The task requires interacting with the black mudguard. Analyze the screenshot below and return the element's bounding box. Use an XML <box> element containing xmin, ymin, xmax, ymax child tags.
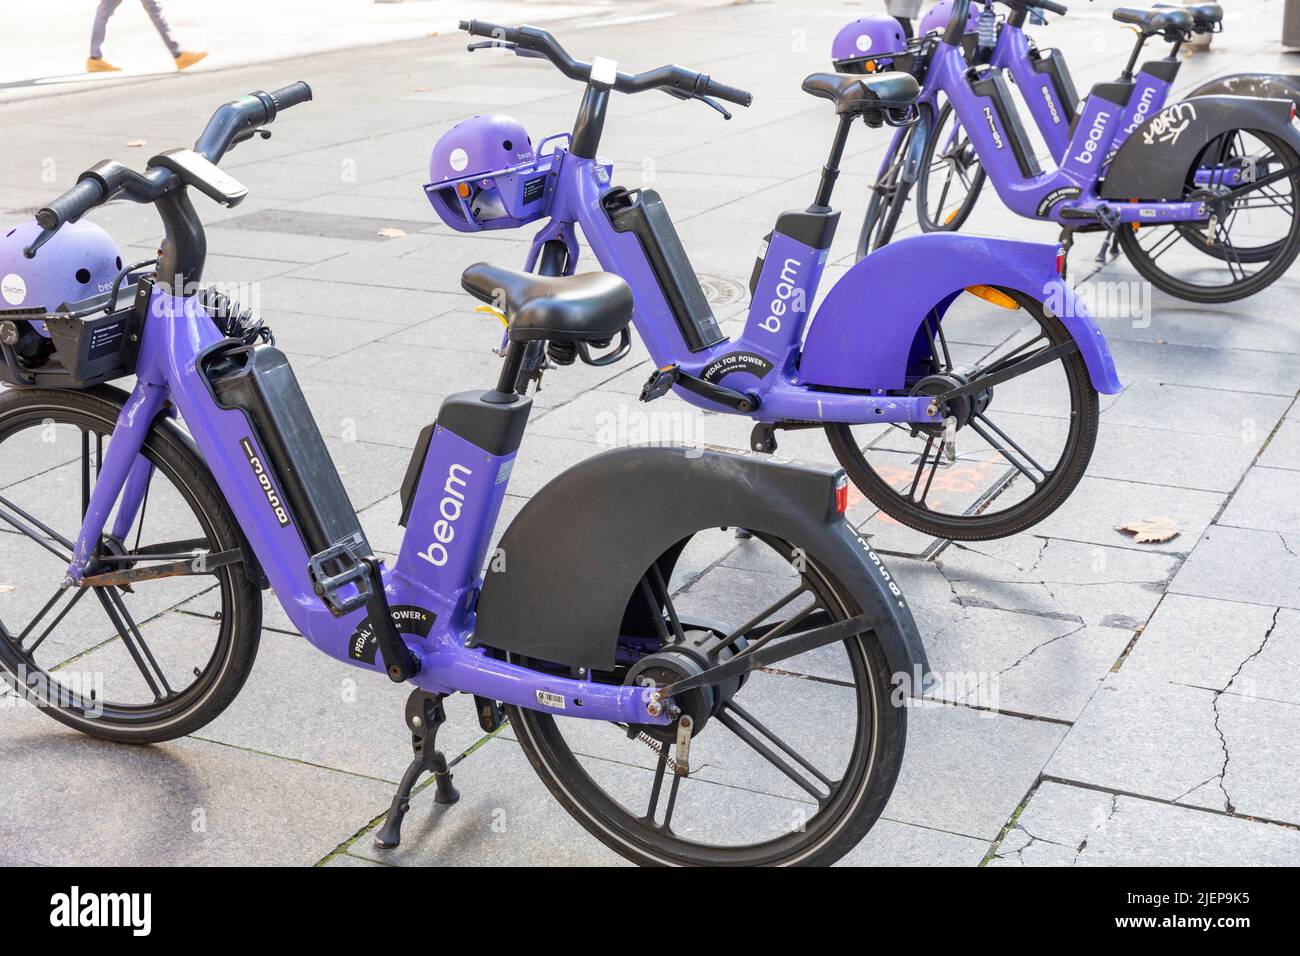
<box><xmin>1100</xmin><ymin>94</ymin><xmax>1300</xmax><ymax>200</ymax></box>
<box><xmin>473</xmin><ymin>445</ymin><xmax>929</xmax><ymax>685</ymax></box>
<box><xmin>1186</xmin><ymin>72</ymin><xmax>1300</xmax><ymax>103</ymax></box>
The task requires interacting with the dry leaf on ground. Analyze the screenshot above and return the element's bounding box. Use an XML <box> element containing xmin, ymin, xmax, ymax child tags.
<box><xmin>377</xmin><ymin>227</ymin><xmax>407</xmax><ymax>238</ymax></box>
<box><xmin>126</xmin><ymin>139</ymin><xmax>147</xmax><ymax>148</ymax></box>
<box><xmin>1118</xmin><ymin>516</ymin><xmax>1181</xmax><ymax>544</ymax></box>
<box><xmin>0</xmin><ymin>584</ymin><xmax>15</xmax><ymax>594</ymax></box>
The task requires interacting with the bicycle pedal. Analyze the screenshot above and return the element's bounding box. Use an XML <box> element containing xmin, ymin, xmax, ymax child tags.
<box><xmin>307</xmin><ymin>533</ymin><xmax>372</xmax><ymax>615</ymax></box>
<box><xmin>641</xmin><ymin>365</ymin><xmax>679</xmax><ymax>402</ymax></box>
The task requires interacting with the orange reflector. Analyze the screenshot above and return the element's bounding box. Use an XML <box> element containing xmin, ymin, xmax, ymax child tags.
<box><xmin>834</xmin><ymin>473</ymin><xmax>849</xmax><ymax>515</ymax></box>
<box><xmin>944</xmin><ymin>208</ymin><xmax>960</xmax><ymax>224</ymax></box>
<box><xmin>964</xmin><ymin>285</ymin><xmax>1019</xmax><ymax>310</ymax></box>
<box><xmin>456</xmin><ymin>182</ymin><xmax>471</xmax><ymax>199</ymax></box>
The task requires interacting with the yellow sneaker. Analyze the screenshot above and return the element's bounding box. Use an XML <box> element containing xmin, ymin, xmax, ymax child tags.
<box><xmin>86</xmin><ymin>57</ymin><xmax>122</xmax><ymax>73</ymax></box>
<box><xmin>174</xmin><ymin>50</ymin><xmax>208</xmax><ymax>71</ymax></box>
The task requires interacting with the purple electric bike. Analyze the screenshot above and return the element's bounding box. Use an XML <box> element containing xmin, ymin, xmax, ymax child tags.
<box><xmin>428</xmin><ymin>21</ymin><xmax>1121</xmax><ymax>543</ymax></box>
<box><xmin>847</xmin><ymin>0</ymin><xmax>1300</xmax><ymax>303</ymax></box>
<box><xmin>0</xmin><ymin>87</ymin><xmax>935</xmax><ymax>866</ymax></box>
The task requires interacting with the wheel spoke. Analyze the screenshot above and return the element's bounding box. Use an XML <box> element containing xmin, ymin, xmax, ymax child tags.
<box><xmin>643</xmin><ymin>750</ymin><xmax>682</xmax><ymax>831</ymax></box>
<box><xmin>16</xmin><ymin>587</ymin><xmax>68</xmax><ymax>645</ymax></box>
<box><xmin>95</xmin><ymin>588</ymin><xmax>173</xmax><ymax>700</ymax></box>
<box><xmin>969</xmin><ymin>414</ymin><xmax>1048</xmax><ymax>485</ymax></box>
<box><xmin>25</xmin><ymin>587</ymin><xmax>89</xmax><ymax>656</ymax></box>
<box><xmin>719</xmin><ymin>583</ymin><xmax>811</xmax><ymax>650</ymax></box>
<box><xmin>907</xmin><ymin>436</ymin><xmax>943</xmax><ymax>505</ymax></box>
<box><xmin>1142</xmin><ymin>225</ymin><xmax>1184</xmax><ymax>262</ymax></box>
<box><xmin>0</xmin><ymin>495</ymin><xmax>73</xmax><ymax>562</ymax></box>
<box><xmin>726</xmin><ymin>699</ymin><xmax>835</xmax><ymax>789</ymax></box>
<box><xmin>715</xmin><ymin>707</ymin><xmax>829</xmax><ymax>804</ymax></box>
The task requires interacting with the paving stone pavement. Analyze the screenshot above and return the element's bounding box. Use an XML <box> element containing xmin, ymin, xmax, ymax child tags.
<box><xmin>2</xmin><ymin>0</ymin><xmax>1299</xmax><ymax>866</ymax></box>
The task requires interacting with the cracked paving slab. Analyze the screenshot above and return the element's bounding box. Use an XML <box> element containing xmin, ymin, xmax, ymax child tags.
<box><xmin>924</xmin><ymin>606</ymin><xmax>1131</xmax><ymax>722</ymax></box>
<box><xmin>1045</xmin><ymin>656</ymin><xmax>1300</xmax><ymax>825</ymax></box>
<box><xmin>988</xmin><ymin>782</ymin><xmax>1300</xmax><ymax>866</ymax></box>
<box><xmin>936</xmin><ymin>535</ymin><xmax>1180</xmax><ymax>630</ymax></box>
<box><xmin>1120</xmin><ymin>595</ymin><xmax>1294</xmax><ymax>698</ymax></box>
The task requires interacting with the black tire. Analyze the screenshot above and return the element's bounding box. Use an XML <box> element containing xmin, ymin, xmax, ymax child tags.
<box><xmin>1116</xmin><ymin>128</ymin><xmax>1300</xmax><ymax>304</ymax></box>
<box><xmin>916</xmin><ymin>100</ymin><xmax>986</xmax><ymax>233</ymax></box>
<box><xmin>0</xmin><ymin>387</ymin><xmax>261</xmax><ymax>743</ymax></box>
<box><xmin>508</xmin><ymin>531</ymin><xmax>906</xmax><ymax>866</ymax></box>
<box><xmin>825</xmin><ymin>288</ymin><xmax>1100</xmax><ymax>541</ymax></box>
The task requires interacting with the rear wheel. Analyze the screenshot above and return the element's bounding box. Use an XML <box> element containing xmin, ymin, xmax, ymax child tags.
<box><xmin>509</xmin><ymin>528</ymin><xmax>906</xmax><ymax>866</ymax></box>
<box><xmin>825</xmin><ymin>287</ymin><xmax>1099</xmax><ymax>541</ymax></box>
<box><xmin>1116</xmin><ymin>128</ymin><xmax>1300</xmax><ymax>303</ymax></box>
<box><xmin>0</xmin><ymin>388</ymin><xmax>261</xmax><ymax>743</ymax></box>
<box><xmin>916</xmin><ymin>99</ymin><xmax>985</xmax><ymax>232</ymax></box>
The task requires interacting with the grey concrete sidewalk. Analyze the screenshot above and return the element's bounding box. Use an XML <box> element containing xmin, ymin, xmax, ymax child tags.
<box><xmin>1</xmin><ymin>0</ymin><xmax>1299</xmax><ymax>866</ymax></box>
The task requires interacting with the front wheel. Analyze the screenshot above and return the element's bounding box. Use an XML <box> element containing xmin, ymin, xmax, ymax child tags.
<box><xmin>857</xmin><ymin>119</ymin><xmax>919</xmax><ymax>259</ymax></box>
<box><xmin>826</xmin><ymin>287</ymin><xmax>1100</xmax><ymax>541</ymax></box>
<box><xmin>916</xmin><ymin>99</ymin><xmax>986</xmax><ymax>233</ymax></box>
<box><xmin>0</xmin><ymin>387</ymin><xmax>261</xmax><ymax>743</ymax></box>
<box><xmin>509</xmin><ymin>527</ymin><xmax>906</xmax><ymax>866</ymax></box>
<box><xmin>1115</xmin><ymin>128</ymin><xmax>1300</xmax><ymax>303</ymax></box>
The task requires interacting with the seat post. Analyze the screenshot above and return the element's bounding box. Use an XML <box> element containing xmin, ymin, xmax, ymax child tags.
<box><xmin>813</xmin><ymin>113</ymin><xmax>856</xmax><ymax>210</ymax></box>
<box><xmin>488</xmin><ymin>340</ymin><xmax>528</xmax><ymax>402</ymax></box>
<box><xmin>1120</xmin><ymin>32</ymin><xmax>1148</xmax><ymax>82</ymax></box>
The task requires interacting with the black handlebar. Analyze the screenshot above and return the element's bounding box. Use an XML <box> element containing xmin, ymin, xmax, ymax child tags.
<box><xmin>30</xmin><ymin>83</ymin><xmax>312</xmax><ymax>246</ymax></box>
<box><xmin>459</xmin><ymin>20</ymin><xmax>753</xmax><ymax>108</ymax></box>
<box><xmin>35</xmin><ymin>178</ymin><xmax>106</xmax><ymax>232</ymax></box>
<box><xmin>1035</xmin><ymin>0</ymin><xmax>1069</xmax><ymax>16</ymax></box>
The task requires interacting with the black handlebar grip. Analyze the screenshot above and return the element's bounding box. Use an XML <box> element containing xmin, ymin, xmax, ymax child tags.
<box><xmin>268</xmin><ymin>81</ymin><xmax>313</xmax><ymax>115</ymax></box>
<box><xmin>35</xmin><ymin>177</ymin><xmax>106</xmax><ymax>231</ymax></box>
<box><xmin>461</xmin><ymin>19</ymin><xmax>514</xmax><ymax>40</ymax></box>
<box><xmin>703</xmin><ymin>77</ymin><xmax>753</xmax><ymax>108</ymax></box>
<box><xmin>1037</xmin><ymin>0</ymin><xmax>1069</xmax><ymax>14</ymax></box>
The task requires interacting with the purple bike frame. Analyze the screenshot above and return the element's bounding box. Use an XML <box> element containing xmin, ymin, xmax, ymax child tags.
<box><xmin>62</xmin><ymin>284</ymin><xmax>665</xmax><ymax>727</ymax></box>
<box><xmin>518</xmin><ymin>138</ymin><xmax>1120</xmax><ymax>422</ymax></box>
<box><xmin>905</xmin><ymin>28</ymin><xmax>1206</xmax><ymax>225</ymax></box>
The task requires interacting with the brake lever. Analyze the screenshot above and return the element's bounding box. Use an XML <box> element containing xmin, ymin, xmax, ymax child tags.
<box><xmin>698</xmin><ymin>95</ymin><xmax>732</xmax><ymax>121</ymax></box>
<box><xmin>228</xmin><ymin>127</ymin><xmax>272</xmax><ymax>153</ymax></box>
<box><xmin>22</xmin><ymin>227</ymin><xmax>59</xmax><ymax>259</ymax></box>
<box><xmin>661</xmin><ymin>88</ymin><xmax>732</xmax><ymax>120</ymax></box>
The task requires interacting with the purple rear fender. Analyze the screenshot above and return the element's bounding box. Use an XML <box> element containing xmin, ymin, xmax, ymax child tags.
<box><xmin>798</xmin><ymin>233</ymin><xmax>1122</xmax><ymax>395</ymax></box>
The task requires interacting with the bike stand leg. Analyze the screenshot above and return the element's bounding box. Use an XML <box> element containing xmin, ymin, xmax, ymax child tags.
<box><xmin>373</xmin><ymin>690</ymin><xmax>460</xmax><ymax>850</ymax></box>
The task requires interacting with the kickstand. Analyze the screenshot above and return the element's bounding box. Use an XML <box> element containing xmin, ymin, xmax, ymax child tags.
<box><xmin>373</xmin><ymin>690</ymin><xmax>460</xmax><ymax>850</ymax></box>
<box><xmin>1094</xmin><ymin>229</ymin><xmax>1119</xmax><ymax>264</ymax></box>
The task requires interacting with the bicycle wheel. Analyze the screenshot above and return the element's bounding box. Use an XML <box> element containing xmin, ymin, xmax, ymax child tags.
<box><xmin>825</xmin><ymin>286</ymin><xmax>1099</xmax><ymax>541</ymax></box>
<box><xmin>509</xmin><ymin>527</ymin><xmax>905</xmax><ymax>866</ymax></box>
<box><xmin>0</xmin><ymin>387</ymin><xmax>261</xmax><ymax>743</ymax></box>
<box><xmin>857</xmin><ymin>120</ymin><xmax>919</xmax><ymax>259</ymax></box>
<box><xmin>916</xmin><ymin>99</ymin><xmax>986</xmax><ymax>232</ymax></box>
<box><xmin>1116</xmin><ymin>128</ymin><xmax>1300</xmax><ymax>303</ymax></box>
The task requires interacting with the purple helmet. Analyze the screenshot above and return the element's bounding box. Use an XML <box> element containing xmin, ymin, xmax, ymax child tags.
<box><xmin>919</xmin><ymin>0</ymin><xmax>983</xmax><ymax>37</ymax></box>
<box><xmin>832</xmin><ymin>15</ymin><xmax>909</xmax><ymax>67</ymax></box>
<box><xmin>1</xmin><ymin>219</ymin><xmax>122</xmax><ymax>317</ymax></box>
<box><xmin>429</xmin><ymin>114</ymin><xmax>535</xmax><ymax>184</ymax></box>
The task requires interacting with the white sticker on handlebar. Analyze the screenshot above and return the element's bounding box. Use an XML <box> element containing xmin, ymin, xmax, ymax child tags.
<box><xmin>591</xmin><ymin>56</ymin><xmax>618</xmax><ymax>86</ymax></box>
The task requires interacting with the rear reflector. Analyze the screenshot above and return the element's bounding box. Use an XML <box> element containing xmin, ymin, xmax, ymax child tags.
<box><xmin>835</xmin><ymin>473</ymin><xmax>849</xmax><ymax>514</ymax></box>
